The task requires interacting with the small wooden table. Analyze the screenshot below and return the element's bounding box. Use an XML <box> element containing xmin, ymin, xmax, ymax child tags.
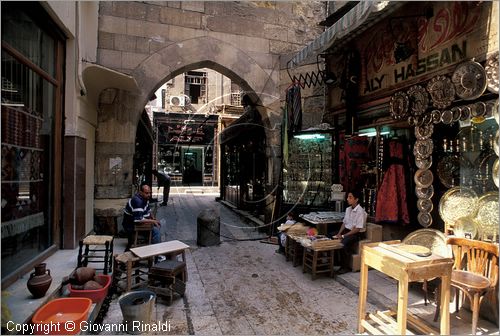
<box><xmin>302</xmin><ymin>240</ymin><xmax>343</xmax><ymax>280</ymax></box>
<box><xmin>300</xmin><ymin>212</ymin><xmax>344</xmax><ymax>235</ymax></box>
<box><xmin>358</xmin><ymin>241</ymin><xmax>453</xmax><ymax>335</ymax></box>
<box><xmin>130</xmin><ymin>240</ymin><xmax>190</xmax><ymax>261</ymax></box>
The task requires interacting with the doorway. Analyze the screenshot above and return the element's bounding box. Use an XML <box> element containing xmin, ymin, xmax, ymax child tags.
<box><xmin>182</xmin><ymin>147</ymin><xmax>203</xmax><ymax>185</ymax></box>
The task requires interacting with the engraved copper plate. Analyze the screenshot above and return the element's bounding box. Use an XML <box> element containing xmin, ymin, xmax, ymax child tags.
<box><xmin>475</xmin><ymin>191</ymin><xmax>499</xmax><ymax>240</ymax></box>
<box><xmin>407</xmin><ymin>85</ymin><xmax>429</xmax><ymax>116</ymax></box>
<box><xmin>414</xmin><ymin>169</ymin><xmax>434</xmax><ymax>188</ymax></box>
<box><xmin>427</xmin><ymin>75</ymin><xmax>455</xmax><ymax>109</ymax></box>
<box><xmin>485</xmin><ymin>52</ymin><xmax>499</xmax><ymax>94</ymax></box>
<box><xmin>451</xmin><ymin>106</ymin><xmax>461</xmax><ymax>122</ymax></box>
<box><xmin>415</xmin><ymin>156</ymin><xmax>432</xmax><ymax>170</ymax></box>
<box><xmin>436</xmin><ymin>155</ymin><xmax>460</xmax><ymax>188</ymax></box>
<box><xmin>403</xmin><ymin>228</ymin><xmax>451</xmax><ymax>258</ymax></box>
<box><xmin>471</xmin><ymin>101</ymin><xmax>486</xmax><ymax>118</ymax></box>
<box><xmin>431</xmin><ymin>110</ymin><xmax>442</xmax><ymax>124</ymax></box>
<box><xmin>460</xmin><ymin>105</ymin><xmax>471</xmax><ymax>121</ymax></box>
<box><xmin>441</xmin><ymin>109</ymin><xmax>453</xmax><ymax>124</ymax></box>
<box><xmin>416</xmin><ymin>184</ymin><xmax>434</xmax><ymax>199</ymax></box>
<box><xmin>417</xmin><ymin>211</ymin><xmax>433</xmax><ymax>227</ymax></box>
<box><xmin>390</xmin><ymin>91</ymin><xmax>410</xmax><ymax>120</ymax></box>
<box><xmin>439</xmin><ymin>186</ymin><xmax>479</xmax><ymax>226</ymax></box>
<box><xmin>417</xmin><ymin>198</ymin><xmax>434</xmax><ymax>213</ymax></box>
<box><xmin>413</xmin><ymin>139</ymin><xmax>433</xmax><ymax>159</ymax></box>
<box><xmin>454</xmin><ymin>215</ymin><xmax>480</xmax><ymax>239</ymax></box>
<box><xmin>452</xmin><ymin>60</ymin><xmax>488</xmax><ymax>100</ymax></box>
<box><xmin>494</xmin><ymin>130</ymin><xmax>499</xmax><ymax>156</ymax></box>
<box><xmin>494</xmin><ymin>99</ymin><xmax>499</xmax><ymax>125</ymax></box>
<box><xmin>415</xmin><ymin>124</ymin><xmax>433</xmax><ymax>140</ymax></box>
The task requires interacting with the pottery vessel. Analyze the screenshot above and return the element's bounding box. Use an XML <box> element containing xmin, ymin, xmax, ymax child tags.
<box><xmin>27</xmin><ymin>263</ymin><xmax>52</xmax><ymax>298</ymax></box>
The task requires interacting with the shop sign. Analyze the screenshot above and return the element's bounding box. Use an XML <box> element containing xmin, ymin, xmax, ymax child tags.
<box><xmin>360</xmin><ymin>2</ymin><xmax>497</xmax><ymax>96</ymax></box>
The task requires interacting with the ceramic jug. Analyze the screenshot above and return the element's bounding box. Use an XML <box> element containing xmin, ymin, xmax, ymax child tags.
<box><xmin>27</xmin><ymin>263</ymin><xmax>52</xmax><ymax>298</ymax></box>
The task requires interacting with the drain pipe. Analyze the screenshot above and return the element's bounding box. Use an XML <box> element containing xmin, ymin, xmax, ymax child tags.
<box><xmin>75</xmin><ymin>1</ymin><xmax>87</xmax><ymax>97</ymax></box>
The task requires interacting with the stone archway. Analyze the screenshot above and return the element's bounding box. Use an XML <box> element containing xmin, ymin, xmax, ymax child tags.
<box><xmin>95</xmin><ymin>36</ymin><xmax>282</xmax><ymax>200</ymax></box>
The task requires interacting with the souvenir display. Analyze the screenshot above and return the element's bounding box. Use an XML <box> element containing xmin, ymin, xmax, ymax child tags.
<box><xmin>415</xmin><ymin>156</ymin><xmax>432</xmax><ymax>170</ymax></box>
<box><xmin>431</xmin><ymin>110</ymin><xmax>442</xmax><ymax>124</ymax></box>
<box><xmin>407</xmin><ymin>85</ymin><xmax>429</xmax><ymax>116</ymax></box>
<box><xmin>417</xmin><ymin>198</ymin><xmax>433</xmax><ymax>213</ymax></box>
<box><xmin>402</xmin><ymin>229</ymin><xmax>451</xmax><ymax>258</ymax></box>
<box><xmin>436</xmin><ymin>155</ymin><xmax>460</xmax><ymax>188</ymax></box>
<box><xmin>439</xmin><ymin>186</ymin><xmax>479</xmax><ymax>226</ymax></box>
<box><xmin>453</xmin><ymin>216</ymin><xmax>480</xmax><ymax>239</ymax></box>
<box><xmin>475</xmin><ymin>192</ymin><xmax>499</xmax><ymax>240</ymax></box>
<box><xmin>440</xmin><ymin>109</ymin><xmax>453</xmax><ymax>124</ymax></box>
<box><xmin>389</xmin><ymin>91</ymin><xmax>410</xmax><ymax>120</ymax></box>
<box><xmin>415</xmin><ymin>124</ymin><xmax>433</xmax><ymax>140</ymax></box>
<box><xmin>415</xmin><ymin>184</ymin><xmax>434</xmax><ymax>199</ymax></box>
<box><xmin>451</xmin><ymin>60</ymin><xmax>488</xmax><ymax>100</ymax></box>
<box><xmin>417</xmin><ymin>211</ymin><xmax>433</xmax><ymax>227</ymax></box>
<box><xmin>485</xmin><ymin>52</ymin><xmax>499</xmax><ymax>94</ymax></box>
<box><xmin>414</xmin><ymin>169</ymin><xmax>433</xmax><ymax>188</ymax></box>
<box><xmin>427</xmin><ymin>75</ymin><xmax>455</xmax><ymax>109</ymax></box>
<box><xmin>413</xmin><ymin>139</ymin><xmax>433</xmax><ymax>159</ymax></box>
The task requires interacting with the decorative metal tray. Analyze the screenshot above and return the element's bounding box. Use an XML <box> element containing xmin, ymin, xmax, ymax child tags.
<box><xmin>451</xmin><ymin>60</ymin><xmax>488</xmax><ymax>100</ymax></box>
<box><xmin>495</xmin><ymin>130</ymin><xmax>499</xmax><ymax>156</ymax></box>
<box><xmin>431</xmin><ymin>110</ymin><xmax>442</xmax><ymax>124</ymax></box>
<box><xmin>390</xmin><ymin>91</ymin><xmax>410</xmax><ymax>120</ymax></box>
<box><xmin>417</xmin><ymin>198</ymin><xmax>433</xmax><ymax>213</ymax></box>
<box><xmin>441</xmin><ymin>109</ymin><xmax>453</xmax><ymax>124</ymax></box>
<box><xmin>460</xmin><ymin>105</ymin><xmax>471</xmax><ymax>121</ymax></box>
<box><xmin>415</xmin><ymin>124</ymin><xmax>433</xmax><ymax>140</ymax></box>
<box><xmin>414</xmin><ymin>169</ymin><xmax>434</xmax><ymax>188</ymax></box>
<box><xmin>415</xmin><ymin>184</ymin><xmax>434</xmax><ymax>199</ymax></box>
<box><xmin>402</xmin><ymin>228</ymin><xmax>452</xmax><ymax>258</ymax></box>
<box><xmin>407</xmin><ymin>85</ymin><xmax>429</xmax><ymax>116</ymax></box>
<box><xmin>415</xmin><ymin>156</ymin><xmax>432</xmax><ymax>170</ymax></box>
<box><xmin>453</xmin><ymin>215</ymin><xmax>480</xmax><ymax>240</ymax></box>
<box><xmin>476</xmin><ymin>191</ymin><xmax>499</xmax><ymax>240</ymax></box>
<box><xmin>413</xmin><ymin>139</ymin><xmax>433</xmax><ymax>159</ymax></box>
<box><xmin>427</xmin><ymin>75</ymin><xmax>455</xmax><ymax>109</ymax></box>
<box><xmin>438</xmin><ymin>186</ymin><xmax>479</xmax><ymax>225</ymax></box>
<box><xmin>417</xmin><ymin>211</ymin><xmax>433</xmax><ymax>227</ymax></box>
<box><xmin>493</xmin><ymin>159</ymin><xmax>499</xmax><ymax>188</ymax></box>
<box><xmin>436</xmin><ymin>155</ymin><xmax>460</xmax><ymax>188</ymax></box>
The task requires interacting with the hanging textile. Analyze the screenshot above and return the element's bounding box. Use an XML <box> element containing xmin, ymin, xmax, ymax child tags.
<box><xmin>339</xmin><ymin>134</ymin><xmax>369</xmax><ymax>193</ymax></box>
<box><xmin>375</xmin><ymin>140</ymin><xmax>410</xmax><ymax>225</ymax></box>
<box><xmin>282</xmin><ymin>106</ymin><xmax>289</xmax><ymax>169</ymax></box>
<box><xmin>286</xmin><ymin>84</ymin><xmax>302</xmax><ymax>133</ymax></box>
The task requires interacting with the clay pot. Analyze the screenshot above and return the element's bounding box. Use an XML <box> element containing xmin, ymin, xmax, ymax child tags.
<box><xmin>73</xmin><ymin>267</ymin><xmax>95</xmax><ymax>285</ymax></box>
<box><xmin>27</xmin><ymin>263</ymin><xmax>52</xmax><ymax>298</ymax></box>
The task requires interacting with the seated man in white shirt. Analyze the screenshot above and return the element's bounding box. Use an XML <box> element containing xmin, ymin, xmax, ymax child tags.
<box><xmin>331</xmin><ymin>190</ymin><xmax>367</xmax><ymax>273</ymax></box>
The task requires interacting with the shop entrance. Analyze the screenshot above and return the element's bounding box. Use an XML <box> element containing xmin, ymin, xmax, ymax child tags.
<box><xmin>182</xmin><ymin>147</ymin><xmax>203</xmax><ymax>185</ymax></box>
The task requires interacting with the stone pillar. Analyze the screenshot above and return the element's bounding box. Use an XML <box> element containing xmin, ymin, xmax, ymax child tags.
<box><xmin>197</xmin><ymin>209</ymin><xmax>220</xmax><ymax>246</ymax></box>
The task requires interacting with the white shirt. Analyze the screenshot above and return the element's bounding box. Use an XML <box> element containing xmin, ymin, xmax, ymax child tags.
<box><xmin>343</xmin><ymin>204</ymin><xmax>367</xmax><ymax>231</ymax></box>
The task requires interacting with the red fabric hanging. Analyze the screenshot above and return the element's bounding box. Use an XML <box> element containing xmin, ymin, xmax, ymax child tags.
<box><xmin>339</xmin><ymin>134</ymin><xmax>369</xmax><ymax>193</ymax></box>
<box><xmin>375</xmin><ymin>140</ymin><xmax>410</xmax><ymax>225</ymax></box>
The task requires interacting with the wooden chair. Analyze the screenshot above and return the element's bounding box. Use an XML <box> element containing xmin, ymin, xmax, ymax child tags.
<box><xmin>434</xmin><ymin>237</ymin><xmax>499</xmax><ymax>335</ymax></box>
<box><xmin>126</xmin><ymin>222</ymin><xmax>153</xmax><ymax>250</ymax></box>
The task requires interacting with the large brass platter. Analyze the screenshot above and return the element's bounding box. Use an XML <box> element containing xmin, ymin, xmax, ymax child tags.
<box><xmin>403</xmin><ymin>228</ymin><xmax>452</xmax><ymax>258</ymax></box>
<box><xmin>438</xmin><ymin>186</ymin><xmax>479</xmax><ymax>226</ymax></box>
<box><xmin>475</xmin><ymin>191</ymin><xmax>499</xmax><ymax>240</ymax></box>
<box><xmin>493</xmin><ymin>159</ymin><xmax>499</xmax><ymax>188</ymax></box>
<box><xmin>453</xmin><ymin>215</ymin><xmax>480</xmax><ymax>240</ymax></box>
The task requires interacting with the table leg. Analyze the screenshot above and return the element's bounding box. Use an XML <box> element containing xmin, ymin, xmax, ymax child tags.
<box><xmin>396</xmin><ymin>273</ymin><xmax>409</xmax><ymax>335</ymax></box>
<box><xmin>311</xmin><ymin>250</ymin><xmax>318</xmax><ymax>280</ymax></box>
<box><xmin>357</xmin><ymin>258</ymin><xmax>369</xmax><ymax>333</ymax></box>
<box><xmin>440</xmin><ymin>274</ymin><xmax>450</xmax><ymax>335</ymax></box>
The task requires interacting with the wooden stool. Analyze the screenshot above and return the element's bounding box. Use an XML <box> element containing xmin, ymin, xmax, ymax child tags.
<box><xmin>126</xmin><ymin>223</ymin><xmax>153</xmax><ymax>250</ymax></box>
<box><xmin>113</xmin><ymin>252</ymin><xmax>151</xmax><ymax>293</ymax></box>
<box><xmin>148</xmin><ymin>260</ymin><xmax>187</xmax><ymax>304</ymax></box>
<box><xmin>302</xmin><ymin>245</ymin><xmax>340</xmax><ymax>280</ymax></box>
<box><xmin>285</xmin><ymin>236</ymin><xmax>304</xmax><ymax>267</ymax></box>
<box><xmin>77</xmin><ymin>235</ymin><xmax>114</xmax><ymax>274</ymax></box>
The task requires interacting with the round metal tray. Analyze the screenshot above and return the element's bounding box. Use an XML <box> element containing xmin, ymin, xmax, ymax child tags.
<box><xmin>402</xmin><ymin>228</ymin><xmax>452</xmax><ymax>258</ymax></box>
<box><xmin>453</xmin><ymin>215</ymin><xmax>480</xmax><ymax>239</ymax></box>
<box><xmin>417</xmin><ymin>211</ymin><xmax>433</xmax><ymax>227</ymax></box>
<box><xmin>414</xmin><ymin>169</ymin><xmax>434</xmax><ymax>188</ymax></box>
<box><xmin>416</xmin><ymin>185</ymin><xmax>434</xmax><ymax>199</ymax></box>
<box><xmin>475</xmin><ymin>191</ymin><xmax>499</xmax><ymax>240</ymax></box>
<box><xmin>438</xmin><ymin>186</ymin><xmax>479</xmax><ymax>226</ymax></box>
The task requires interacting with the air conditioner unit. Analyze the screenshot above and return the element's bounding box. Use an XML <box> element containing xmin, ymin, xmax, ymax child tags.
<box><xmin>169</xmin><ymin>95</ymin><xmax>185</xmax><ymax>107</ymax></box>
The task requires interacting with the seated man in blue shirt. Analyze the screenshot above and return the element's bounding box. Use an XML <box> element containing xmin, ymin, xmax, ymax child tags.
<box><xmin>123</xmin><ymin>184</ymin><xmax>161</xmax><ymax>248</ymax></box>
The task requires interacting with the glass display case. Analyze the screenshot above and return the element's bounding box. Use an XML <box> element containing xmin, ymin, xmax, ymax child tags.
<box><xmin>283</xmin><ymin>133</ymin><xmax>333</xmax><ymax>206</ymax></box>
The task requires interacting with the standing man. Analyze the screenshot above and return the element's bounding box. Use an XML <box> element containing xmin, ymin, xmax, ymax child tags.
<box><xmin>122</xmin><ymin>184</ymin><xmax>161</xmax><ymax>247</ymax></box>
<box><xmin>152</xmin><ymin>169</ymin><xmax>171</xmax><ymax>206</ymax></box>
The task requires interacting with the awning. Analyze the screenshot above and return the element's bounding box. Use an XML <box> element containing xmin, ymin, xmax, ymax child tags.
<box><xmin>289</xmin><ymin>1</ymin><xmax>404</xmax><ymax>67</ymax></box>
<box><xmin>82</xmin><ymin>63</ymin><xmax>140</xmax><ymax>108</ymax></box>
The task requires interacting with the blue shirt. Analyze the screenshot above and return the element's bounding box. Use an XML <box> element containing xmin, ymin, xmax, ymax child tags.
<box><xmin>122</xmin><ymin>193</ymin><xmax>152</xmax><ymax>232</ymax></box>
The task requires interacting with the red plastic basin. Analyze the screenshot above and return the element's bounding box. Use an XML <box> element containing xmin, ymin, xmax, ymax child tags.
<box><xmin>69</xmin><ymin>274</ymin><xmax>111</xmax><ymax>303</ymax></box>
<box><xmin>32</xmin><ymin>297</ymin><xmax>92</xmax><ymax>335</ymax></box>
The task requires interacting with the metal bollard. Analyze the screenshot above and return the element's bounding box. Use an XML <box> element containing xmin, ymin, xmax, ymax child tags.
<box><xmin>197</xmin><ymin>209</ymin><xmax>220</xmax><ymax>246</ymax></box>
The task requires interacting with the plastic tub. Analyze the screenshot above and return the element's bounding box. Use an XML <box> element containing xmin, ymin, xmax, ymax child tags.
<box><xmin>69</xmin><ymin>274</ymin><xmax>111</xmax><ymax>302</ymax></box>
<box><xmin>32</xmin><ymin>297</ymin><xmax>92</xmax><ymax>335</ymax></box>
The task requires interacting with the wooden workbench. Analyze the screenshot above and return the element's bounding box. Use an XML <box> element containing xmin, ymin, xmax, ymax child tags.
<box><xmin>130</xmin><ymin>240</ymin><xmax>190</xmax><ymax>260</ymax></box>
<box><xmin>358</xmin><ymin>241</ymin><xmax>453</xmax><ymax>335</ymax></box>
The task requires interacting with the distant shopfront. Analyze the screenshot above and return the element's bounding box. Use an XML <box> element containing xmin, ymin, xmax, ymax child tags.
<box><xmin>153</xmin><ymin>113</ymin><xmax>219</xmax><ymax>186</ymax></box>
